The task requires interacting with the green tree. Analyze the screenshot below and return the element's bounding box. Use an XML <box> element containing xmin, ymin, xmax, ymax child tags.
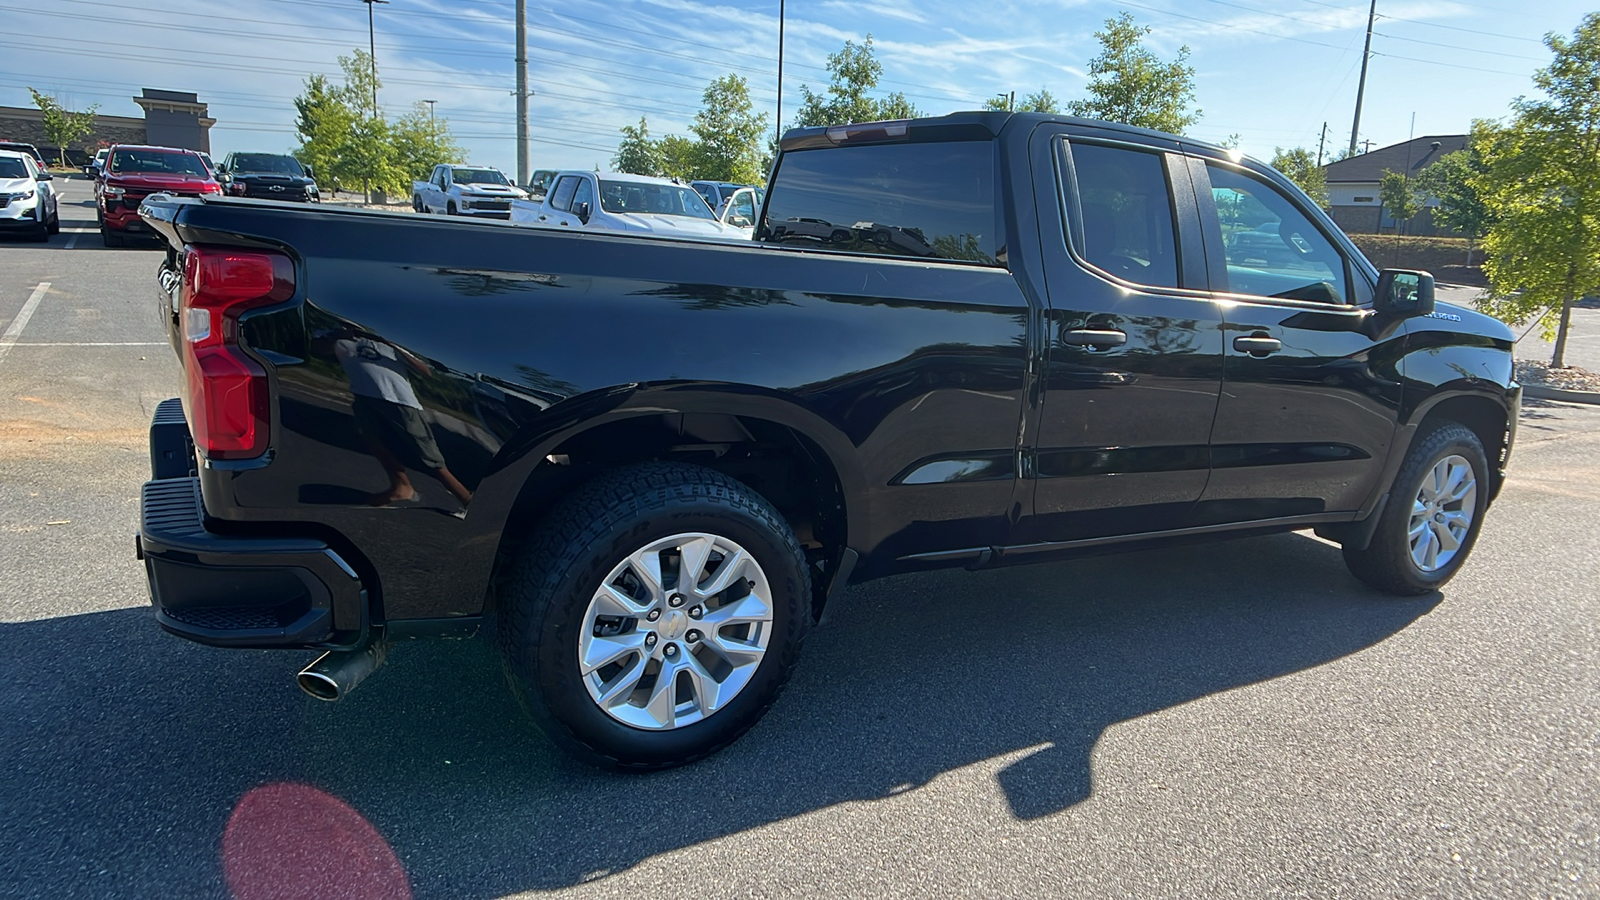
<box><xmin>389</xmin><ymin>101</ymin><xmax>461</xmax><ymax>186</ymax></box>
<box><xmin>293</xmin><ymin>74</ymin><xmax>355</xmax><ymax>186</ymax></box>
<box><xmin>1415</xmin><ymin>147</ymin><xmax>1493</xmax><ymax>262</ymax></box>
<box><xmin>795</xmin><ymin>36</ymin><xmax>921</xmax><ymax>127</ymax></box>
<box><xmin>690</xmin><ymin>75</ymin><xmax>769</xmax><ymax>184</ymax></box>
<box><xmin>27</xmin><ymin>89</ymin><xmax>98</xmax><ymax>167</ymax></box>
<box><xmin>657</xmin><ymin>134</ymin><xmax>700</xmax><ymax>180</ymax></box>
<box><xmin>983</xmin><ymin>88</ymin><xmax>1061</xmax><ymax>113</ymax></box>
<box><xmin>1379</xmin><ymin>169</ymin><xmax>1420</xmax><ymax>233</ymax></box>
<box><xmin>1270</xmin><ymin>147</ymin><xmax>1330</xmax><ymax>208</ymax></box>
<box><xmin>613</xmin><ymin>117</ymin><xmax>663</xmax><ymax>176</ymax></box>
<box><xmin>1067</xmin><ymin>13</ymin><xmax>1200</xmax><ymax>135</ymax></box>
<box><xmin>1475</xmin><ymin>13</ymin><xmax>1600</xmax><ymax>367</ymax></box>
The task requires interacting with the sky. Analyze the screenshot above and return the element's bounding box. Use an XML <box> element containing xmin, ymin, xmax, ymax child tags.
<box><xmin>2</xmin><ymin>0</ymin><xmax>1594</xmax><ymax>176</ymax></box>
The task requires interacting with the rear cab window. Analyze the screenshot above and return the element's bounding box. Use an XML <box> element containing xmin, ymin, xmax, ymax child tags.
<box><xmin>759</xmin><ymin>140</ymin><xmax>1000</xmax><ymax>265</ymax></box>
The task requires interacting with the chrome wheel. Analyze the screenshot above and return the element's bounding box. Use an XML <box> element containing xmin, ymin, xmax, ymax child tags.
<box><xmin>577</xmin><ymin>532</ymin><xmax>773</xmax><ymax>731</ymax></box>
<box><xmin>1408</xmin><ymin>454</ymin><xmax>1477</xmax><ymax>573</ymax></box>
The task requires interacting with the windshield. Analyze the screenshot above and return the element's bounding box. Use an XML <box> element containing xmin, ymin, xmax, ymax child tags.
<box><xmin>110</xmin><ymin>149</ymin><xmax>209</xmax><ymax>177</ymax></box>
<box><xmin>0</xmin><ymin>158</ymin><xmax>29</xmax><ymax>179</ymax></box>
<box><xmin>232</xmin><ymin>154</ymin><xmax>303</xmax><ymax>176</ymax></box>
<box><xmin>451</xmin><ymin>168</ymin><xmax>509</xmax><ymax>186</ymax></box>
<box><xmin>598</xmin><ymin>180</ymin><xmax>715</xmax><ymax>219</ymax></box>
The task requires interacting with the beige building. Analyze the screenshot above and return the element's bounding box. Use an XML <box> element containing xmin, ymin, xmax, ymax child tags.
<box><xmin>1322</xmin><ymin>134</ymin><xmax>1467</xmax><ymax>236</ymax></box>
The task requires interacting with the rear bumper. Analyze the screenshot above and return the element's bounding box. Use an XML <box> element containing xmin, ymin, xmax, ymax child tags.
<box><xmin>138</xmin><ymin>401</ymin><xmax>368</xmax><ymax>649</ymax></box>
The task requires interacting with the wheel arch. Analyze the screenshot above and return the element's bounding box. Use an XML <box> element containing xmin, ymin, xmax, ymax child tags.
<box><xmin>479</xmin><ymin>385</ymin><xmax>868</xmax><ymax>625</ymax></box>
<box><xmin>1402</xmin><ymin>386</ymin><xmax>1516</xmax><ymax>503</ymax></box>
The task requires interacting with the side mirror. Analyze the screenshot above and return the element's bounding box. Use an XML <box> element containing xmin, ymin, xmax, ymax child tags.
<box><xmin>302</xmin><ymin>164</ymin><xmax>314</xmax><ymax>179</ymax></box>
<box><xmin>36</xmin><ymin>171</ymin><xmax>53</xmax><ymax>181</ymax></box>
<box><xmin>1374</xmin><ymin>269</ymin><xmax>1435</xmax><ymax>317</ymax></box>
<box><xmin>575</xmin><ymin>201</ymin><xmax>591</xmax><ymax>223</ymax></box>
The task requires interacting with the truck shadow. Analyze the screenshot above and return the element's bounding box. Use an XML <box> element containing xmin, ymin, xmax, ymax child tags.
<box><xmin>0</xmin><ymin>532</ymin><xmax>1437</xmax><ymax>898</ymax></box>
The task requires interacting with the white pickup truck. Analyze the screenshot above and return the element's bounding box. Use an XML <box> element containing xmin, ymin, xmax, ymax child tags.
<box><xmin>509</xmin><ymin>170</ymin><xmax>745</xmax><ymax>239</ymax></box>
<box><xmin>411</xmin><ymin>164</ymin><xmax>526</xmax><ymax>219</ymax></box>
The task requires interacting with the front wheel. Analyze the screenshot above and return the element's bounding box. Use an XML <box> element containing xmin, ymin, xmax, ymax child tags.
<box><xmin>500</xmin><ymin>462</ymin><xmax>811</xmax><ymax>770</ymax></box>
<box><xmin>1344</xmin><ymin>423</ymin><xmax>1490</xmax><ymax>595</ymax></box>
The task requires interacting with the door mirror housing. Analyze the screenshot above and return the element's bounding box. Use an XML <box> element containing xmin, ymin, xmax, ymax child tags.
<box><xmin>36</xmin><ymin>171</ymin><xmax>52</xmax><ymax>181</ymax></box>
<box><xmin>575</xmin><ymin>201</ymin><xmax>592</xmax><ymax>224</ymax></box>
<box><xmin>1374</xmin><ymin>269</ymin><xmax>1435</xmax><ymax>317</ymax></box>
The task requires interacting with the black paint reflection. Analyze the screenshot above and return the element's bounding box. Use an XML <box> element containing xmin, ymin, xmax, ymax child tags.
<box><xmin>321</xmin><ymin>325</ymin><xmax>474</xmax><ymax>514</ymax></box>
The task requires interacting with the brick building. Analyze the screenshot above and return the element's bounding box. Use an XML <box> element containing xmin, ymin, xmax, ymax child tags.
<box><xmin>0</xmin><ymin>88</ymin><xmax>213</xmax><ymax>166</ymax></box>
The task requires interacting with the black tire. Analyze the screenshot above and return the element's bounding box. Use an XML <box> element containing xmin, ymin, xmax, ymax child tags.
<box><xmin>446</xmin><ymin>202</ymin><xmax>457</xmax><ymax>216</ymax></box>
<box><xmin>500</xmin><ymin>462</ymin><xmax>811</xmax><ymax>770</ymax></box>
<box><xmin>47</xmin><ymin>209</ymin><xmax>60</xmax><ymax>235</ymax></box>
<box><xmin>1343</xmin><ymin>422</ymin><xmax>1490</xmax><ymax>595</ymax></box>
<box><xmin>101</xmin><ymin>226</ymin><xmax>122</xmax><ymax>248</ymax></box>
<box><xmin>412</xmin><ymin>195</ymin><xmax>423</xmax><ymax>213</ymax></box>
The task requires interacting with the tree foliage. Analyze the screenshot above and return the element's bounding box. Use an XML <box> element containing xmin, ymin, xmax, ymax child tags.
<box><xmin>27</xmin><ymin>88</ymin><xmax>98</xmax><ymax>167</ymax></box>
<box><xmin>690</xmin><ymin>75</ymin><xmax>769</xmax><ymax>184</ymax></box>
<box><xmin>613</xmin><ymin>117</ymin><xmax>663</xmax><ymax>176</ymax></box>
<box><xmin>1270</xmin><ymin>147</ymin><xmax>1329</xmax><ymax>208</ymax></box>
<box><xmin>1066</xmin><ymin>13</ymin><xmax>1200</xmax><ymax>134</ymax></box>
<box><xmin>983</xmin><ymin>88</ymin><xmax>1062</xmax><ymax>113</ymax></box>
<box><xmin>1379</xmin><ymin>169</ymin><xmax>1420</xmax><ymax>229</ymax></box>
<box><xmin>292</xmin><ymin>51</ymin><xmax>460</xmax><ymax>200</ymax></box>
<box><xmin>1474</xmin><ymin>13</ymin><xmax>1600</xmax><ymax>367</ymax></box>
<box><xmin>1416</xmin><ymin>148</ymin><xmax>1491</xmax><ymax>241</ymax></box>
<box><xmin>795</xmin><ymin>36</ymin><xmax>920</xmax><ymax>127</ymax></box>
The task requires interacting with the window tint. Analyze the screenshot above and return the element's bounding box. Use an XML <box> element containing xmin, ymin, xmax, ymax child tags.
<box><xmin>760</xmin><ymin>141</ymin><xmax>998</xmax><ymax>264</ymax></box>
<box><xmin>728</xmin><ymin>190</ymin><xmax>756</xmax><ymax>227</ymax></box>
<box><xmin>1067</xmin><ymin>142</ymin><xmax>1180</xmax><ymax>289</ymax></box>
<box><xmin>1207</xmin><ymin>163</ymin><xmax>1349</xmax><ymax>304</ymax></box>
<box><xmin>549</xmin><ymin>176</ymin><xmax>579</xmax><ymax>211</ymax></box>
<box><xmin>110</xmin><ymin>149</ymin><xmax>208</xmax><ymax>176</ymax></box>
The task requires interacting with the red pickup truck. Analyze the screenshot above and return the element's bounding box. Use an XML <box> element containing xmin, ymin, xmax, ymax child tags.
<box><xmin>96</xmin><ymin>144</ymin><xmax>219</xmax><ymax>247</ymax></box>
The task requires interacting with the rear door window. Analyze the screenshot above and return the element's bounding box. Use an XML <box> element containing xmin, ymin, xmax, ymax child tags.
<box><xmin>760</xmin><ymin>140</ymin><xmax>999</xmax><ymax>265</ymax></box>
<box><xmin>1066</xmin><ymin>142</ymin><xmax>1181</xmax><ymax>289</ymax></box>
<box><xmin>549</xmin><ymin>176</ymin><xmax>579</xmax><ymax>212</ymax></box>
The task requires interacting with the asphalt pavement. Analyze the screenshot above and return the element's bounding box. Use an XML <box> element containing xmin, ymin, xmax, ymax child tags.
<box><xmin>1</xmin><ymin>181</ymin><xmax>1596</xmax><ymax>898</ymax></box>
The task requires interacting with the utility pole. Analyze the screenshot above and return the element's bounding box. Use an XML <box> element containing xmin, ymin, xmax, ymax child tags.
<box><xmin>776</xmin><ymin>0</ymin><xmax>784</xmax><ymax>150</ymax></box>
<box><xmin>515</xmin><ymin>0</ymin><xmax>531</xmax><ymax>186</ymax></box>
<box><xmin>358</xmin><ymin>0</ymin><xmax>387</xmax><ymax>118</ymax></box>
<box><xmin>1316</xmin><ymin>121</ymin><xmax>1328</xmax><ymax>166</ymax></box>
<box><xmin>1349</xmin><ymin>0</ymin><xmax>1376</xmax><ymax>157</ymax></box>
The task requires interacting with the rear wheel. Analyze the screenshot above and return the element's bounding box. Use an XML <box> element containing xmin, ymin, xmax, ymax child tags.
<box><xmin>500</xmin><ymin>462</ymin><xmax>811</xmax><ymax>770</ymax></box>
<box><xmin>1343</xmin><ymin>422</ymin><xmax>1490</xmax><ymax>595</ymax></box>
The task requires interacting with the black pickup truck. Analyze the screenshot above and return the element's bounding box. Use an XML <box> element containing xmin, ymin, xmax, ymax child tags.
<box><xmin>136</xmin><ymin>112</ymin><xmax>1518</xmax><ymax>769</ymax></box>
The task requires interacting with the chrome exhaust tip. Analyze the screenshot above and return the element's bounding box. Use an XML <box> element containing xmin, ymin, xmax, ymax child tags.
<box><xmin>296</xmin><ymin>638</ymin><xmax>388</xmax><ymax>702</ymax></box>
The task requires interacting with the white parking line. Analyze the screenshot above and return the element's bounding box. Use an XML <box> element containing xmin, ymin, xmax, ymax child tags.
<box><xmin>0</xmin><ymin>282</ymin><xmax>51</xmax><ymax>366</ymax></box>
<box><xmin>64</xmin><ymin>233</ymin><xmax>79</xmax><ymax>250</ymax></box>
<box><xmin>6</xmin><ymin>341</ymin><xmax>165</xmax><ymax>347</ymax></box>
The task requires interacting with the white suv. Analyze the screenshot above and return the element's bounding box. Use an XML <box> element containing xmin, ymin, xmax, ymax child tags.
<box><xmin>0</xmin><ymin>150</ymin><xmax>59</xmax><ymax>241</ymax></box>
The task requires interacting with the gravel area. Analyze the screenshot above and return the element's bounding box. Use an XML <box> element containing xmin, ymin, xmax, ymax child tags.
<box><xmin>1515</xmin><ymin>359</ymin><xmax>1600</xmax><ymax>392</ymax></box>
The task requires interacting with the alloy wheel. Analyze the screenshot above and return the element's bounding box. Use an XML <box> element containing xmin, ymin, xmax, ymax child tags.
<box><xmin>1407</xmin><ymin>454</ymin><xmax>1477</xmax><ymax>573</ymax></box>
<box><xmin>576</xmin><ymin>532</ymin><xmax>773</xmax><ymax>730</ymax></box>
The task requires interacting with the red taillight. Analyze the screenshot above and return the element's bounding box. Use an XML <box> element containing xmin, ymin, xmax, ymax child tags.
<box><xmin>180</xmin><ymin>246</ymin><xmax>293</xmax><ymax>459</ymax></box>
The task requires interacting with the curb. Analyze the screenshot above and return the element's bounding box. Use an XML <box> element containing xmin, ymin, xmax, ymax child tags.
<box><xmin>1523</xmin><ymin>384</ymin><xmax>1600</xmax><ymax>405</ymax></box>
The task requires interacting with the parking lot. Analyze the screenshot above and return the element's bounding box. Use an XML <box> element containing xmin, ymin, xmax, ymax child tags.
<box><xmin>2</xmin><ymin>176</ymin><xmax>1597</xmax><ymax>898</ymax></box>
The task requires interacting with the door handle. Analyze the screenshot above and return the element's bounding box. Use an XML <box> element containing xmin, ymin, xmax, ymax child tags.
<box><xmin>1061</xmin><ymin>328</ymin><xmax>1127</xmax><ymax>348</ymax></box>
<box><xmin>1233</xmin><ymin>334</ymin><xmax>1282</xmax><ymax>356</ymax></box>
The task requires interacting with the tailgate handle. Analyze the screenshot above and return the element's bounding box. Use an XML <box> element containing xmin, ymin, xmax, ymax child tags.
<box><xmin>1061</xmin><ymin>328</ymin><xmax>1126</xmax><ymax>348</ymax></box>
<box><xmin>1233</xmin><ymin>334</ymin><xmax>1282</xmax><ymax>356</ymax></box>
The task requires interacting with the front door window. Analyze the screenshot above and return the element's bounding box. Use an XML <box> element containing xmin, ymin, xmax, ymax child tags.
<box><xmin>1207</xmin><ymin>164</ymin><xmax>1348</xmax><ymax>304</ymax></box>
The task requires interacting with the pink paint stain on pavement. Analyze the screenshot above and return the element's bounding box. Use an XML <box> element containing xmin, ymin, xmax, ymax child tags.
<box><xmin>223</xmin><ymin>782</ymin><xmax>412</xmax><ymax>900</ymax></box>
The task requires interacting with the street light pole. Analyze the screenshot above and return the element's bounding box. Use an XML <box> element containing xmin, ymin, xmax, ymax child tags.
<box><xmin>423</xmin><ymin>99</ymin><xmax>437</xmax><ymax>142</ymax></box>
<box><xmin>358</xmin><ymin>0</ymin><xmax>387</xmax><ymax>119</ymax></box>
<box><xmin>776</xmin><ymin>0</ymin><xmax>784</xmax><ymax>150</ymax></box>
